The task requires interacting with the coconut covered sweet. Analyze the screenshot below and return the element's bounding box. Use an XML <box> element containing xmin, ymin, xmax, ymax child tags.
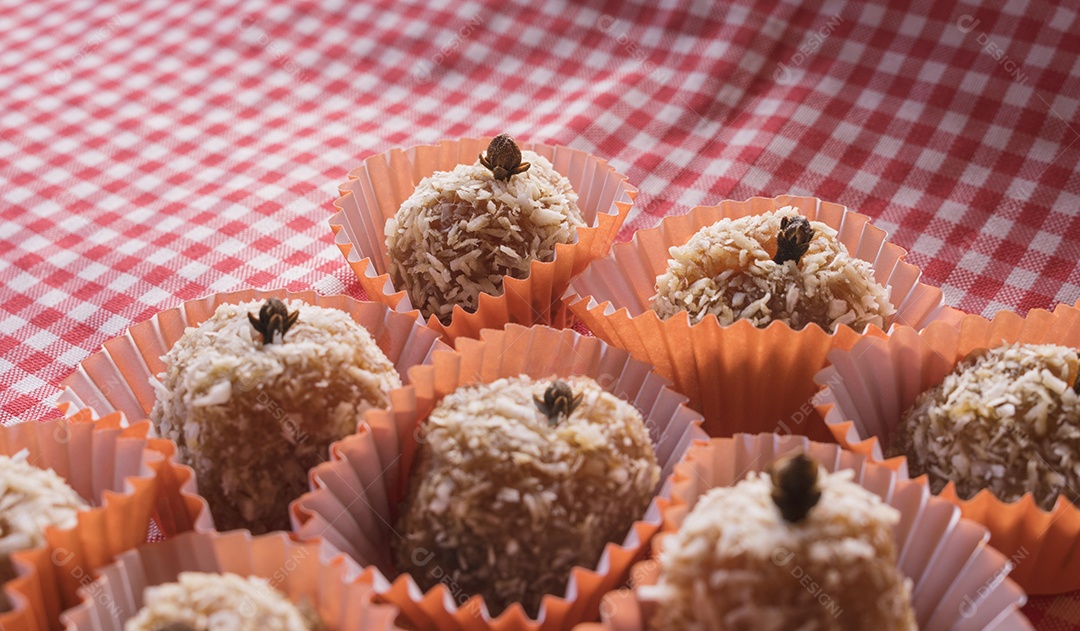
<box><xmin>888</xmin><ymin>343</ymin><xmax>1080</xmax><ymax>511</ymax></box>
<box><xmin>125</xmin><ymin>572</ymin><xmax>312</xmax><ymax>631</ymax></box>
<box><xmin>651</xmin><ymin>209</ymin><xmax>894</xmax><ymax>332</ymax></box>
<box><xmin>648</xmin><ymin>454</ymin><xmax>916</xmax><ymax>630</ymax></box>
<box><xmin>150</xmin><ymin>298</ymin><xmax>401</xmax><ymax>534</ymax></box>
<box><xmin>0</xmin><ymin>451</ymin><xmax>88</xmax><ymax>608</ymax></box>
<box><xmin>385</xmin><ymin>135</ymin><xmax>586</xmax><ymax>324</ymax></box>
<box><xmin>394</xmin><ymin>375</ymin><xmax>660</xmax><ymax>617</ymax></box>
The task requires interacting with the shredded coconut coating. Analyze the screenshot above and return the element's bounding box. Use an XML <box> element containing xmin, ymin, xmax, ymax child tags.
<box><xmin>0</xmin><ymin>451</ymin><xmax>88</xmax><ymax>606</ymax></box>
<box><xmin>650</xmin><ymin>208</ymin><xmax>894</xmax><ymax>332</ymax></box>
<box><xmin>385</xmin><ymin>152</ymin><xmax>585</xmax><ymax>324</ymax></box>
<box><xmin>125</xmin><ymin>572</ymin><xmax>312</xmax><ymax>631</ymax></box>
<box><xmin>394</xmin><ymin>375</ymin><xmax>660</xmax><ymax>617</ymax></box>
<box><xmin>889</xmin><ymin>343</ymin><xmax>1080</xmax><ymax>510</ymax></box>
<box><xmin>150</xmin><ymin>300</ymin><xmax>401</xmax><ymax>534</ymax></box>
<box><xmin>648</xmin><ymin>468</ymin><xmax>915</xmax><ymax>631</ymax></box>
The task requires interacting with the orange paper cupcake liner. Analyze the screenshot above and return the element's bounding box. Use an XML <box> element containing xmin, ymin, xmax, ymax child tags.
<box><xmin>58</xmin><ymin>288</ymin><xmax>450</xmax><ymax>423</ymax></box>
<box><xmin>60</xmin><ymin>530</ymin><xmax>404</xmax><ymax>630</ymax></box>
<box><xmin>329</xmin><ymin>137</ymin><xmax>636</xmax><ymax>343</ymax></box>
<box><xmin>576</xmin><ymin>433</ymin><xmax>1031</xmax><ymax>631</ymax></box>
<box><xmin>815</xmin><ymin>302</ymin><xmax>1080</xmax><ymax>594</ymax></box>
<box><xmin>0</xmin><ymin>408</ymin><xmax>205</xmax><ymax>631</ymax></box>
<box><xmin>291</xmin><ymin>324</ymin><xmax>706</xmax><ymax>631</ymax></box>
<box><xmin>565</xmin><ymin>195</ymin><xmax>962</xmax><ymax>442</ymax></box>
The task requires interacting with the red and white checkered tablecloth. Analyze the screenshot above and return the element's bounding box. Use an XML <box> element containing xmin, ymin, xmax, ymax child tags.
<box><xmin>1</xmin><ymin>0</ymin><xmax>1078</xmax><ymax>625</ymax></box>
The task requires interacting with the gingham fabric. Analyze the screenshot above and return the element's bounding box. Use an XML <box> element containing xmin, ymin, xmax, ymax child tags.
<box><xmin>1</xmin><ymin>0</ymin><xmax>1078</xmax><ymax>624</ymax></box>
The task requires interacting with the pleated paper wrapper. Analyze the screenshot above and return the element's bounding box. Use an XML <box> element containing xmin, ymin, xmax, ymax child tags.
<box><xmin>0</xmin><ymin>408</ymin><xmax>209</xmax><ymax>631</ymax></box>
<box><xmin>575</xmin><ymin>433</ymin><xmax>1031</xmax><ymax>631</ymax></box>
<box><xmin>291</xmin><ymin>324</ymin><xmax>707</xmax><ymax>631</ymax></box>
<box><xmin>565</xmin><ymin>195</ymin><xmax>962</xmax><ymax>441</ymax></box>
<box><xmin>329</xmin><ymin>137</ymin><xmax>636</xmax><ymax>343</ymax></box>
<box><xmin>56</xmin><ymin>288</ymin><xmax>450</xmax><ymax>424</ymax></box>
<box><xmin>815</xmin><ymin>301</ymin><xmax>1080</xmax><ymax>594</ymax></box>
<box><xmin>60</xmin><ymin>530</ymin><xmax>404</xmax><ymax>630</ymax></box>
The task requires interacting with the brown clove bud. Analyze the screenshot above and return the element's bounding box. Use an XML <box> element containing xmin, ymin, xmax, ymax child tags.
<box><xmin>533</xmin><ymin>379</ymin><xmax>583</xmax><ymax>426</ymax></box>
<box><xmin>479</xmin><ymin>134</ymin><xmax>531</xmax><ymax>181</ymax></box>
<box><xmin>247</xmin><ymin>298</ymin><xmax>299</xmax><ymax>345</ymax></box>
<box><xmin>773</xmin><ymin>215</ymin><xmax>815</xmax><ymax>265</ymax></box>
<box><xmin>770</xmin><ymin>451</ymin><xmax>822</xmax><ymax>523</ymax></box>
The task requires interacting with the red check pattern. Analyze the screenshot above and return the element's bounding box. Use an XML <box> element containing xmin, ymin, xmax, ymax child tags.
<box><xmin>0</xmin><ymin>0</ymin><xmax>1078</xmax><ymax>624</ymax></box>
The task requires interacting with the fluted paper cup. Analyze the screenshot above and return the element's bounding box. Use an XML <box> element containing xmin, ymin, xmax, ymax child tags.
<box><xmin>291</xmin><ymin>324</ymin><xmax>706</xmax><ymax>631</ymax></box>
<box><xmin>58</xmin><ymin>288</ymin><xmax>450</xmax><ymax>423</ymax></box>
<box><xmin>56</xmin><ymin>288</ymin><xmax>448</xmax><ymax>536</ymax></box>
<box><xmin>576</xmin><ymin>433</ymin><xmax>1031</xmax><ymax>631</ymax></box>
<box><xmin>815</xmin><ymin>302</ymin><xmax>1080</xmax><ymax>594</ymax></box>
<box><xmin>60</xmin><ymin>530</ymin><xmax>403</xmax><ymax>630</ymax></box>
<box><xmin>0</xmin><ymin>408</ymin><xmax>208</xmax><ymax>631</ymax></box>
<box><xmin>330</xmin><ymin>137</ymin><xmax>636</xmax><ymax>343</ymax></box>
<box><xmin>565</xmin><ymin>196</ymin><xmax>962</xmax><ymax>441</ymax></box>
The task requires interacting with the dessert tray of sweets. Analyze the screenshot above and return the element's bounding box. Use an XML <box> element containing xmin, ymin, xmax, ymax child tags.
<box><xmin>9</xmin><ymin>134</ymin><xmax>1067</xmax><ymax>630</ymax></box>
